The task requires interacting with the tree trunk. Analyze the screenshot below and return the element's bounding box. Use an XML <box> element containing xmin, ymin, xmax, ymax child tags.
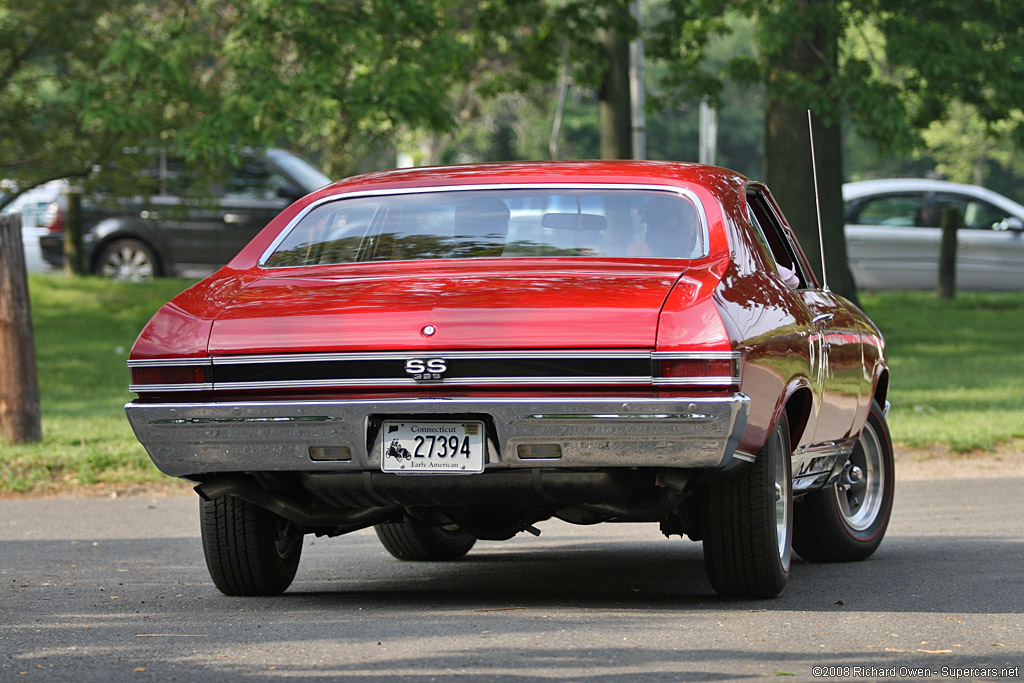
<box><xmin>761</xmin><ymin>0</ymin><xmax>858</xmax><ymax>304</ymax></box>
<box><xmin>0</xmin><ymin>213</ymin><xmax>43</xmax><ymax>444</ymax></box>
<box><xmin>938</xmin><ymin>207</ymin><xmax>961</xmax><ymax>299</ymax></box>
<box><xmin>599</xmin><ymin>3</ymin><xmax>633</xmax><ymax>160</ymax></box>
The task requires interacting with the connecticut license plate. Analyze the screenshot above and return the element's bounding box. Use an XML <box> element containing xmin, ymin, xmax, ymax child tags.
<box><xmin>380</xmin><ymin>421</ymin><xmax>485</xmax><ymax>474</ymax></box>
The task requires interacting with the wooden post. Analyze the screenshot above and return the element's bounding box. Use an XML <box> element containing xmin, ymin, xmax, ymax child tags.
<box><xmin>0</xmin><ymin>213</ymin><xmax>43</xmax><ymax>444</ymax></box>
<box><xmin>938</xmin><ymin>206</ymin><xmax>961</xmax><ymax>299</ymax></box>
<box><xmin>63</xmin><ymin>187</ymin><xmax>84</xmax><ymax>275</ymax></box>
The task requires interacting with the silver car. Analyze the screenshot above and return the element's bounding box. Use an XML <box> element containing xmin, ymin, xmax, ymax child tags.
<box><xmin>843</xmin><ymin>178</ymin><xmax>1024</xmax><ymax>290</ymax></box>
<box><xmin>1</xmin><ymin>179</ymin><xmax>66</xmax><ymax>273</ymax></box>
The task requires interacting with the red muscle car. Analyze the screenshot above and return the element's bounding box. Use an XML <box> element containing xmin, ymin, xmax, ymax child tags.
<box><xmin>126</xmin><ymin>161</ymin><xmax>894</xmax><ymax>598</ymax></box>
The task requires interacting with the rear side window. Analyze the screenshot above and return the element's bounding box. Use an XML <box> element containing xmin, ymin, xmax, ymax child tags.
<box><xmin>746</xmin><ymin>187</ymin><xmax>812</xmax><ymax>289</ymax></box>
<box><xmin>262</xmin><ymin>188</ymin><xmax>706</xmax><ymax>267</ymax></box>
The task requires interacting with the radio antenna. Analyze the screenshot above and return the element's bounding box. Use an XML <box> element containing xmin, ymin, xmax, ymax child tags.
<box><xmin>807</xmin><ymin>109</ymin><xmax>829</xmax><ymax>292</ymax></box>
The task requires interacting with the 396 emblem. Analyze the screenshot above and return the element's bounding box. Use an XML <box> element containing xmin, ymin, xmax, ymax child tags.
<box><xmin>405</xmin><ymin>358</ymin><xmax>447</xmax><ymax>381</ymax></box>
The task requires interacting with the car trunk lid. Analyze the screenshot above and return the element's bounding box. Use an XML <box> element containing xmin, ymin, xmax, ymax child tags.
<box><xmin>207</xmin><ymin>263</ymin><xmax>686</xmax><ymax>354</ymax></box>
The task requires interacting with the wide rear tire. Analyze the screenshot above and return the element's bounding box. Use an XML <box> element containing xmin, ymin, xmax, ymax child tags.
<box><xmin>703</xmin><ymin>412</ymin><xmax>793</xmax><ymax>598</ymax></box>
<box><xmin>200</xmin><ymin>496</ymin><xmax>303</xmax><ymax>596</ymax></box>
<box><xmin>375</xmin><ymin>517</ymin><xmax>477</xmax><ymax>561</ymax></box>
<box><xmin>794</xmin><ymin>400</ymin><xmax>895</xmax><ymax>563</ymax></box>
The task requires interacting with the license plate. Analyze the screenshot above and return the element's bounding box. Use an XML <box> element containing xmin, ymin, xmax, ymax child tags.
<box><xmin>381</xmin><ymin>421</ymin><xmax>485</xmax><ymax>474</ymax></box>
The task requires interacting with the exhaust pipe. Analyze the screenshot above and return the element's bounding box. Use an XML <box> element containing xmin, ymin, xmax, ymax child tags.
<box><xmin>195</xmin><ymin>474</ymin><xmax>400</xmax><ymax>533</ymax></box>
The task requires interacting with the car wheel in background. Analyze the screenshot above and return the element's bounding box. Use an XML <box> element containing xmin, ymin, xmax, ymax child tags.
<box><xmin>702</xmin><ymin>412</ymin><xmax>793</xmax><ymax>598</ymax></box>
<box><xmin>794</xmin><ymin>400</ymin><xmax>895</xmax><ymax>562</ymax></box>
<box><xmin>375</xmin><ymin>517</ymin><xmax>477</xmax><ymax>561</ymax></box>
<box><xmin>96</xmin><ymin>238</ymin><xmax>159</xmax><ymax>281</ymax></box>
<box><xmin>200</xmin><ymin>496</ymin><xmax>303</xmax><ymax>596</ymax></box>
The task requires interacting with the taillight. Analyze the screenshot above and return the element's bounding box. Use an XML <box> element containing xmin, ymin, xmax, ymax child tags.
<box><xmin>43</xmin><ymin>200</ymin><xmax>63</xmax><ymax>234</ymax></box>
<box><xmin>129</xmin><ymin>361</ymin><xmax>211</xmax><ymax>392</ymax></box>
<box><xmin>653</xmin><ymin>353</ymin><xmax>740</xmax><ymax>387</ymax></box>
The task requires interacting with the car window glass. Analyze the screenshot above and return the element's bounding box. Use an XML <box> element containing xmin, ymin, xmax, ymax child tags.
<box><xmin>746</xmin><ymin>188</ymin><xmax>810</xmax><ymax>289</ymax></box>
<box><xmin>935</xmin><ymin>194</ymin><xmax>1009</xmax><ymax>230</ymax></box>
<box><xmin>263</xmin><ymin>188</ymin><xmax>706</xmax><ymax>267</ymax></box>
<box><xmin>850</xmin><ymin>194</ymin><xmax>929</xmax><ymax>227</ymax></box>
<box><xmin>224</xmin><ymin>158</ymin><xmax>287</xmax><ymax>201</ymax></box>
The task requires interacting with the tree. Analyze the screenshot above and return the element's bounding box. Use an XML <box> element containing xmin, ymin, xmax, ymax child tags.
<box><xmin>0</xmin><ymin>0</ymin><xmax>536</xmax><ymax>443</ymax></box>
<box><xmin>2</xmin><ymin>1</ymin><xmax>488</xmax><ymax>199</ymax></box>
<box><xmin>921</xmin><ymin>102</ymin><xmax>1024</xmax><ymax>187</ymax></box>
<box><xmin>651</xmin><ymin>0</ymin><xmax>1024</xmax><ymax>301</ymax></box>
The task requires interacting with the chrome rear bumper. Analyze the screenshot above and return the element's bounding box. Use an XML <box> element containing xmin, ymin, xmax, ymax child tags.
<box><xmin>125</xmin><ymin>395</ymin><xmax>750</xmax><ymax>478</ymax></box>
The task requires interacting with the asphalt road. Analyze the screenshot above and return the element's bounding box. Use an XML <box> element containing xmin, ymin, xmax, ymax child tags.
<box><xmin>2</xmin><ymin>478</ymin><xmax>1021</xmax><ymax>682</ymax></box>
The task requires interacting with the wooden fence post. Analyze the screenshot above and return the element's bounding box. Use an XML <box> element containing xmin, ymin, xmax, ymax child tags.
<box><xmin>64</xmin><ymin>187</ymin><xmax>84</xmax><ymax>275</ymax></box>
<box><xmin>938</xmin><ymin>207</ymin><xmax>961</xmax><ymax>299</ymax></box>
<box><xmin>0</xmin><ymin>212</ymin><xmax>43</xmax><ymax>444</ymax></box>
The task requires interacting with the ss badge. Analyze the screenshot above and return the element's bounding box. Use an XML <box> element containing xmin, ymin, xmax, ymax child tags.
<box><xmin>405</xmin><ymin>358</ymin><xmax>447</xmax><ymax>381</ymax></box>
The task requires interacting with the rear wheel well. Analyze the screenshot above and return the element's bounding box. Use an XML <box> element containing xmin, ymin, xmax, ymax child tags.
<box><xmin>783</xmin><ymin>387</ymin><xmax>813</xmax><ymax>453</ymax></box>
<box><xmin>873</xmin><ymin>369</ymin><xmax>889</xmax><ymax>410</ymax></box>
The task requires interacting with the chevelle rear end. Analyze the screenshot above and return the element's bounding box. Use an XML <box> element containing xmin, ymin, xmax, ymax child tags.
<box><xmin>126</xmin><ymin>161</ymin><xmax>893</xmax><ymax>598</ymax></box>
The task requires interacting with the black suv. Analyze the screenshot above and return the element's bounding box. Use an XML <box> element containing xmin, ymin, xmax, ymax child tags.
<box><xmin>40</xmin><ymin>149</ymin><xmax>330</xmax><ymax>280</ymax></box>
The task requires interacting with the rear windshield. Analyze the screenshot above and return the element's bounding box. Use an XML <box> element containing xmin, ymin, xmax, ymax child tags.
<box><xmin>262</xmin><ymin>188</ymin><xmax>705</xmax><ymax>267</ymax></box>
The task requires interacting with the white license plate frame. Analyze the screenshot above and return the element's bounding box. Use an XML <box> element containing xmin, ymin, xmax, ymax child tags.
<box><xmin>380</xmin><ymin>421</ymin><xmax>485</xmax><ymax>474</ymax></box>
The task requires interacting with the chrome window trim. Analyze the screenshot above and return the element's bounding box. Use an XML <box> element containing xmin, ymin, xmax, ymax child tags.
<box><xmin>257</xmin><ymin>182</ymin><xmax>711</xmax><ymax>268</ymax></box>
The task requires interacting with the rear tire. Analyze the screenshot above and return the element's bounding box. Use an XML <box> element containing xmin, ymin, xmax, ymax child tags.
<box><xmin>375</xmin><ymin>517</ymin><xmax>476</xmax><ymax>561</ymax></box>
<box><xmin>794</xmin><ymin>399</ymin><xmax>894</xmax><ymax>563</ymax></box>
<box><xmin>702</xmin><ymin>412</ymin><xmax>792</xmax><ymax>598</ymax></box>
<box><xmin>200</xmin><ymin>496</ymin><xmax>303</xmax><ymax>596</ymax></box>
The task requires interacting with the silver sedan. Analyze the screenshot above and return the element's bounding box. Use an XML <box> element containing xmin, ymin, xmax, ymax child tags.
<box><xmin>843</xmin><ymin>178</ymin><xmax>1024</xmax><ymax>290</ymax></box>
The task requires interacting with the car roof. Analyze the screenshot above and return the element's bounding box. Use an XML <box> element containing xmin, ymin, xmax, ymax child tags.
<box><xmin>321</xmin><ymin>160</ymin><xmax>749</xmax><ymax>195</ymax></box>
<box><xmin>842</xmin><ymin>178</ymin><xmax>1024</xmax><ymax>216</ymax></box>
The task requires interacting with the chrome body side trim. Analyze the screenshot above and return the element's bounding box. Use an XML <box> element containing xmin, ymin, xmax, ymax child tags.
<box><xmin>213</xmin><ymin>350</ymin><xmax>655</xmax><ymax>364</ymax></box>
<box><xmin>791</xmin><ymin>439</ymin><xmax>857</xmax><ymax>492</ymax></box>
<box><xmin>125</xmin><ymin>394</ymin><xmax>750</xmax><ymax>478</ymax></box>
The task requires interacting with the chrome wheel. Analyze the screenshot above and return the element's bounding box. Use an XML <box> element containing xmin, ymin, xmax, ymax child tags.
<box><xmin>775</xmin><ymin>461</ymin><xmax>790</xmax><ymax>565</ymax></box>
<box><xmin>793</xmin><ymin>399</ymin><xmax>894</xmax><ymax>563</ymax></box>
<box><xmin>834</xmin><ymin>419</ymin><xmax>885</xmax><ymax>532</ymax></box>
<box><xmin>97</xmin><ymin>239</ymin><xmax>156</xmax><ymax>281</ymax></box>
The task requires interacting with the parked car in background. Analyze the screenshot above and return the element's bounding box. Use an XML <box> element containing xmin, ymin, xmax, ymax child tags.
<box><xmin>843</xmin><ymin>178</ymin><xmax>1024</xmax><ymax>290</ymax></box>
<box><xmin>126</xmin><ymin>160</ymin><xmax>893</xmax><ymax>599</ymax></box>
<box><xmin>1</xmin><ymin>179</ymin><xmax>67</xmax><ymax>273</ymax></box>
<box><xmin>39</xmin><ymin>149</ymin><xmax>329</xmax><ymax>281</ymax></box>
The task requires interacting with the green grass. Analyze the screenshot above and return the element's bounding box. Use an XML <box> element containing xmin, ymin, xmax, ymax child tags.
<box><xmin>1</xmin><ymin>277</ymin><xmax>1022</xmax><ymax>495</ymax></box>
<box><xmin>1</xmin><ymin>274</ymin><xmax>198</xmax><ymax>494</ymax></box>
<box><xmin>859</xmin><ymin>291</ymin><xmax>1024</xmax><ymax>452</ymax></box>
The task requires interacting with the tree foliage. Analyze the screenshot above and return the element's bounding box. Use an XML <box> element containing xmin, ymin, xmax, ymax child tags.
<box><xmin>648</xmin><ymin>0</ymin><xmax>1024</xmax><ymax>299</ymax></box>
<box><xmin>1</xmin><ymin>0</ymin><xmax>505</xmax><ymax>204</ymax></box>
